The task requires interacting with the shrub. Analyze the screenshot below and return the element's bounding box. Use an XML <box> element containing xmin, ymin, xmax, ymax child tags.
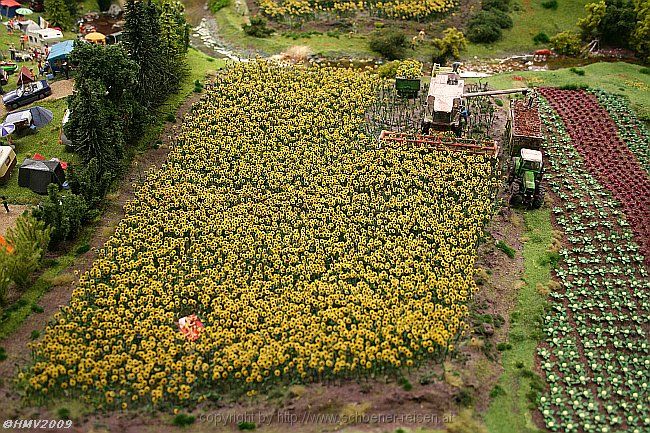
<box><xmin>490</xmin><ymin>384</ymin><xmax>506</xmax><ymax>398</ymax></box>
<box><xmin>496</xmin><ymin>240</ymin><xmax>516</xmax><ymax>258</ymax></box>
<box><xmin>172</xmin><ymin>414</ymin><xmax>196</xmax><ymax>427</ymax></box>
<box><xmin>57</xmin><ymin>408</ymin><xmax>70</xmax><ymax>420</ymax></box>
<box><xmin>369</xmin><ymin>29</ymin><xmax>408</xmax><ymax>60</ymax></box>
<box><xmin>640</xmin><ymin>67</ymin><xmax>650</xmax><ymax>75</ymax></box>
<box><xmin>30</xmin><ymin>330</ymin><xmax>40</xmax><ymax>340</ymax></box>
<box><xmin>431</xmin><ymin>27</ymin><xmax>468</xmax><ymax>59</ymax></box>
<box><xmin>482</xmin><ymin>0</ymin><xmax>511</xmax><ymax>11</ymax></box>
<box><xmin>33</xmin><ymin>185</ymin><xmax>89</xmax><ymax>246</ymax></box>
<box><xmin>243</xmin><ymin>16</ymin><xmax>273</xmax><ymax>38</ymax></box>
<box><xmin>238</xmin><ymin>421</ymin><xmax>256</xmax><ymax>430</ymax></box>
<box><xmin>496</xmin><ymin>342</ymin><xmax>512</xmax><ymax>351</ymax></box>
<box><xmin>541</xmin><ymin>0</ymin><xmax>558</xmax><ymax>9</ymax></box>
<box><xmin>0</xmin><ymin>347</ymin><xmax>6</xmax><ymax>361</ymax></box>
<box><xmin>165</xmin><ymin>113</ymin><xmax>176</xmax><ymax>123</ymax></box>
<box><xmin>533</xmin><ymin>32</ymin><xmax>550</xmax><ymax>44</ymax></box>
<box><xmin>3</xmin><ymin>214</ymin><xmax>51</xmax><ymax>289</ymax></box>
<box><xmin>208</xmin><ymin>0</ymin><xmax>230</xmax><ymax>13</ymax></box>
<box><xmin>376</xmin><ymin>61</ymin><xmax>400</xmax><ymax>78</ymax></box>
<box><xmin>468</xmin><ymin>23</ymin><xmax>502</xmax><ymax>43</ymax></box>
<box><xmin>68</xmin><ymin>159</ymin><xmax>114</xmax><ymax>210</ymax></box>
<box><xmin>193</xmin><ymin>79</ymin><xmax>204</xmax><ymax>93</ymax></box>
<box><xmin>550</xmin><ymin>31</ymin><xmax>582</xmax><ymax>56</ymax></box>
<box><xmin>31</xmin><ymin>304</ymin><xmax>44</xmax><ymax>313</ymax></box>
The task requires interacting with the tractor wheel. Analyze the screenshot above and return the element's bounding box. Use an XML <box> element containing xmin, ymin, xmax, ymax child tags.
<box><xmin>532</xmin><ymin>184</ymin><xmax>545</xmax><ymax>209</ymax></box>
<box><xmin>509</xmin><ymin>179</ymin><xmax>524</xmax><ymax>207</ymax></box>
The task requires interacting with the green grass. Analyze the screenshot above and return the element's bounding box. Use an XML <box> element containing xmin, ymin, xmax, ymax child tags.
<box><xmin>473</xmin><ymin>62</ymin><xmax>650</xmax><ymax>120</ymax></box>
<box><xmin>0</xmin><ymin>98</ymin><xmax>76</xmax><ymax>204</ymax></box>
<box><xmin>484</xmin><ymin>208</ymin><xmax>552</xmax><ymax>433</ymax></box>
<box><xmin>465</xmin><ymin>0</ymin><xmax>589</xmax><ymax>58</ymax></box>
<box><xmin>211</xmin><ymin>3</ymin><xmax>375</xmax><ymax>57</ymax></box>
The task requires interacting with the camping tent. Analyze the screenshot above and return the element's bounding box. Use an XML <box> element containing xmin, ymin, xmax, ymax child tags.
<box><xmin>18</xmin><ymin>158</ymin><xmax>65</xmax><ymax>194</ymax></box>
<box><xmin>0</xmin><ymin>0</ymin><xmax>21</xmax><ymax>18</ymax></box>
<box><xmin>0</xmin><ymin>146</ymin><xmax>16</xmax><ymax>184</ymax></box>
<box><xmin>16</xmin><ymin>19</ymin><xmax>40</xmax><ymax>33</ymax></box>
<box><xmin>46</xmin><ymin>40</ymin><xmax>74</xmax><ymax>72</ymax></box>
<box><xmin>16</xmin><ymin>66</ymin><xmax>34</xmax><ymax>85</ymax></box>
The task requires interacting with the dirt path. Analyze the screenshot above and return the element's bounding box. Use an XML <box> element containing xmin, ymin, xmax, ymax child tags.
<box><xmin>0</xmin><ymin>91</ymin><xmax>204</xmax><ymax>427</ymax></box>
<box><xmin>0</xmin><ymin>205</ymin><xmax>29</xmax><ymax>236</ymax></box>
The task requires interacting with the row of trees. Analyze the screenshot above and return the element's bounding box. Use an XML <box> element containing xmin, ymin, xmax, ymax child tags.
<box><xmin>368</xmin><ymin>27</ymin><xmax>468</xmax><ymax>63</ymax></box>
<box><xmin>37</xmin><ymin>1</ymin><xmax>189</xmax><ymax>249</ymax></box>
<box><xmin>2</xmin><ymin>0</ymin><xmax>190</xmax><ymax>302</ymax></box>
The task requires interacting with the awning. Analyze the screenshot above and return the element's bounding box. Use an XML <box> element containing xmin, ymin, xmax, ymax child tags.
<box><xmin>47</xmin><ymin>40</ymin><xmax>74</xmax><ymax>63</ymax></box>
<box><xmin>0</xmin><ymin>0</ymin><xmax>21</xmax><ymax>7</ymax></box>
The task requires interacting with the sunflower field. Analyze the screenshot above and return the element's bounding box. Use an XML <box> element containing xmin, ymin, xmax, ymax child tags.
<box><xmin>258</xmin><ymin>0</ymin><xmax>456</xmax><ymax>21</ymax></box>
<box><xmin>24</xmin><ymin>62</ymin><xmax>499</xmax><ymax>408</ymax></box>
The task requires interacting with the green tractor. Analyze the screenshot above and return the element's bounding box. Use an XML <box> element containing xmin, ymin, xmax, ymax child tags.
<box><xmin>508</xmin><ymin>148</ymin><xmax>545</xmax><ymax>209</ymax></box>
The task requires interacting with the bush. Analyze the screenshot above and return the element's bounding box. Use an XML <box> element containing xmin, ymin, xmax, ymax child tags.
<box><xmin>482</xmin><ymin>0</ymin><xmax>511</xmax><ymax>11</ymax></box>
<box><xmin>243</xmin><ymin>16</ymin><xmax>273</xmax><ymax>38</ymax></box>
<box><xmin>368</xmin><ymin>29</ymin><xmax>408</xmax><ymax>60</ymax></box>
<box><xmin>570</xmin><ymin>67</ymin><xmax>585</xmax><ymax>75</ymax></box>
<box><xmin>68</xmin><ymin>159</ymin><xmax>114</xmax><ymax>210</ymax></box>
<box><xmin>432</xmin><ymin>27</ymin><xmax>468</xmax><ymax>59</ymax></box>
<box><xmin>208</xmin><ymin>0</ymin><xmax>230</xmax><ymax>13</ymax></box>
<box><xmin>550</xmin><ymin>31</ymin><xmax>582</xmax><ymax>56</ymax></box>
<box><xmin>640</xmin><ymin>67</ymin><xmax>650</xmax><ymax>75</ymax></box>
<box><xmin>33</xmin><ymin>185</ymin><xmax>89</xmax><ymax>246</ymax></box>
<box><xmin>496</xmin><ymin>240</ymin><xmax>516</xmax><ymax>258</ymax></box>
<box><xmin>468</xmin><ymin>23</ymin><xmax>502</xmax><ymax>43</ymax></box>
<box><xmin>533</xmin><ymin>31</ymin><xmax>550</xmax><ymax>44</ymax></box>
<box><xmin>476</xmin><ymin>9</ymin><xmax>513</xmax><ymax>29</ymax></box>
<box><xmin>172</xmin><ymin>414</ymin><xmax>196</xmax><ymax>427</ymax></box>
<box><xmin>490</xmin><ymin>384</ymin><xmax>506</xmax><ymax>398</ymax></box>
<box><xmin>376</xmin><ymin>61</ymin><xmax>400</xmax><ymax>78</ymax></box>
<box><xmin>2</xmin><ymin>214</ymin><xmax>51</xmax><ymax>289</ymax></box>
<box><xmin>541</xmin><ymin>0</ymin><xmax>558</xmax><ymax>9</ymax></box>
<box><xmin>238</xmin><ymin>421</ymin><xmax>256</xmax><ymax>430</ymax></box>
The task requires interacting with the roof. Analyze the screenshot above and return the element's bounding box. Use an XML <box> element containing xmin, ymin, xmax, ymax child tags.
<box><xmin>30</xmin><ymin>28</ymin><xmax>63</xmax><ymax>38</ymax></box>
<box><xmin>5</xmin><ymin>109</ymin><xmax>31</xmax><ymax>125</ymax></box>
<box><xmin>521</xmin><ymin>148</ymin><xmax>543</xmax><ymax>162</ymax></box>
<box><xmin>428</xmin><ymin>73</ymin><xmax>464</xmax><ymax>114</ymax></box>
<box><xmin>20</xmin><ymin>158</ymin><xmax>61</xmax><ymax>172</ymax></box>
<box><xmin>47</xmin><ymin>40</ymin><xmax>74</xmax><ymax>61</ymax></box>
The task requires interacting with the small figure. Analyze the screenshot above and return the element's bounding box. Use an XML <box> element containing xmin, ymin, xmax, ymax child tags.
<box><xmin>1</xmin><ymin>196</ymin><xmax>9</xmax><ymax>213</ymax></box>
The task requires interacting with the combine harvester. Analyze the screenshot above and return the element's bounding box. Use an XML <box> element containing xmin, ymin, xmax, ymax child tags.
<box><xmin>378</xmin><ymin>63</ymin><xmax>547</xmax><ymax>208</ymax></box>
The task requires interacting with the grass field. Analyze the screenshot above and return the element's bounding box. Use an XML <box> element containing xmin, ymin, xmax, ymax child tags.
<box><xmin>206</xmin><ymin>0</ymin><xmax>588</xmax><ymax>59</ymax></box>
<box><xmin>484</xmin><ymin>209</ymin><xmax>553</xmax><ymax>433</ymax></box>
<box><xmin>465</xmin><ymin>0</ymin><xmax>589</xmax><ymax>58</ymax></box>
<box><xmin>476</xmin><ymin>62</ymin><xmax>650</xmax><ymax>120</ymax></box>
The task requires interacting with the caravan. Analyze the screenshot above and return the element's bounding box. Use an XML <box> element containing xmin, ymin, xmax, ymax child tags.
<box><xmin>28</xmin><ymin>28</ymin><xmax>63</xmax><ymax>47</ymax></box>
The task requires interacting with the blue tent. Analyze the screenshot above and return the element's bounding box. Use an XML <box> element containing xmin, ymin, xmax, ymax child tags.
<box><xmin>46</xmin><ymin>40</ymin><xmax>74</xmax><ymax>72</ymax></box>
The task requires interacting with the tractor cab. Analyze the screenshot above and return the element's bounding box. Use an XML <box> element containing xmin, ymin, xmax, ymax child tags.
<box><xmin>509</xmin><ymin>148</ymin><xmax>545</xmax><ymax>209</ymax></box>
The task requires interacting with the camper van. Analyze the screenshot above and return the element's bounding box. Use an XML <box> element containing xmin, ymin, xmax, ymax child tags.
<box><xmin>0</xmin><ymin>146</ymin><xmax>17</xmax><ymax>185</ymax></box>
<box><xmin>28</xmin><ymin>28</ymin><xmax>64</xmax><ymax>47</ymax></box>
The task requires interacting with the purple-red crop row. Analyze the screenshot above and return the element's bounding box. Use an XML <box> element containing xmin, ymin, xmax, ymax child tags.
<box><xmin>540</xmin><ymin>88</ymin><xmax>650</xmax><ymax>265</ymax></box>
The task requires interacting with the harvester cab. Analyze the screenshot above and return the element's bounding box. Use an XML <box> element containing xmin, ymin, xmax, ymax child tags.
<box><xmin>509</xmin><ymin>148</ymin><xmax>545</xmax><ymax>209</ymax></box>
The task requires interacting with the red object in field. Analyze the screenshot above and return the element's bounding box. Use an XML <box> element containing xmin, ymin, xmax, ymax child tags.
<box><xmin>32</xmin><ymin>153</ymin><xmax>45</xmax><ymax>160</ymax></box>
<box><xmin>178</xmin><ymin>314</ymin><xmax>204</xmax><ymax>342</ymax></box>
<box><xmin>59</xmin><ymin>161</ymin><xmax>68</xmax><ymax>170</ymax></box>
<box><xmin>540</xmin><ymin>87</ymin><xmax>650</xmax><ymax>265</ymax></box>
<box><xmin>535</xmin><ymin>49</ymin><xmax>552</xmax><ymax>56</ymax></box>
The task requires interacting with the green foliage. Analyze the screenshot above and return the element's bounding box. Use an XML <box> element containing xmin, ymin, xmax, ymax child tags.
<box><xmin>243</xmin><ymin>16</ymin><xmax>273</xmax><ymax>38</ymax></box>
<box><xmin>541</xmin><ymin>0</ymin><xmax>559</xmax><ymax>9</ymax></box>
<box><xmin>97</xmin><ymin>0</ymin><xmax>112</xmax><ymax>11</ymax></box>
<box><xmin>208</xmin><ymin>0</ymin><xmax>230</xmax><ymax>13</ymax></box>
<box><xmin>633</xmin><ymin>0</ymin><xmax>650</xmax><ymax>61</ymax></box>
<box><xmin>44</xmin><ymin>0</ymin><xmax>73</xmax><ymax>30</ymax></box>
<box><xmin>0</xmin><ymin>252</ymin><xmax>10</xmax><ymax>304</ymax></box>
<box><xmin>550</xmin><ymin>30</ymin><xmax>582</xmax><ymax>55</ymax></box>
<box><xmin>33</xmin><ymin>185</ymin><xmax>89</xmax><ymax>246</ymax></box>
<box><xmin>496</xmin><ymin>240</ymin><xmax>516</xmax><ymax>258</ymax></box>
<box><xmin>490</xmin><ymin>384</ymin><xmax>507</xmax><ymax>398</ymax></box>
<box><xmin>496</xmin><ymin>342</ymin><xmax>513</xmax><ymax>351</ymax></box>
<box><xmin>75</xmin><ymin>244</ymin><xmax>91</xmax><ymax>255</ymax></box>
<box><xmin>467</xmin><ymin>15</ymin><xmax>503</xmax><ymax>43</ymax></box>
<box><xmin>237</xmin><ymin>421</ymin><xmax>256</xmax><ymax>430</ymax></box>
<box><xmin>599</xmin><ymin>0</ymin><xmax>637</xmax><ymax>47</ymax></box>
<box><xmin>57</xmin><ymin>408</ymin><xmax>70</xmax><ymax>420</ymax></box>
<box><xmin>172</xmin><ymin>414</ymin><xmax>196</xmax><ymax>427</ymax></box>
<box><xmin>397</xmin><ymin>376</ymin><xmax>413</xmax><ymax>390</ymax></box>
<box><xmin>30</xmin><ymin>330</ymin><xmax>40</xmax><ymax>340</ymax></box>
<box><xmin>123</xmin><ymin>0</ymin><xmax>187</xmax><ymax>109</ymax></box>
<box><xmin>641</xmin><ymin>67</ymin><xmax>650</xmax><ymax>74</ymax></box>
<box><xmin>193</xmin><ymin>79</ymin><xmax>204</xmax><ymax>93</ymax></box>
<box><xmin>376</xmin><ymin>60</ymin><xmax>400</xmax><ymax>78</ymax></box>
<box><xmin>570</xmin><ymin>67</ymin><xmax>586</xmax><ymax>75</ymax></box>
<box><xmin>3</xmin><ymin>214</ymin><xmax>51</xmax><ymax>289</ymax></box>
<box><xmin>455</xmin><ymin>388</ymin><xmax>474</xmax><ymax>407</ymax></box>
<box><xmin>533</xmin><ymin>31</ymin><xmax>551</xmax><ymax>44</ymax></box>
<box><xmin>578</xmin><ymin>1</ymin><xmax>607</xmax><ymax>38</ymax></box>
<box><xmin>68</xmin><ymin>158</ymin><xmax>114</xmax><ymax>210</ymax></box>
<box><xmin>368</xmin><ymin>29</ymin><xmax>408</xmax><ymax>60</ymax></box>
<box><xmin>559</xmin><ymin>83</ymin><xmax>589</xmax><ymax>90</ymax></box>
<box><xmin>31</xmin><ymin>304</ymin><xmax>44</xmax><ymax>313</ymax></box>
<box><xmin>482</xmin><ymin>0</ymin><xmax>511</xmax><ymax>11</ymax></box>
<box><xmin>432</xmin><ymin>27</ymin><xmax>468</xmax><ymax>59</ymax></box>
<box><xmin>0</xmin><ymin>347</ymin><xmax>6</xmax><ymax>361</ymax></box>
